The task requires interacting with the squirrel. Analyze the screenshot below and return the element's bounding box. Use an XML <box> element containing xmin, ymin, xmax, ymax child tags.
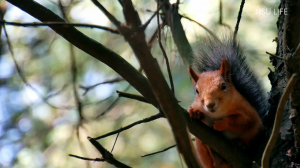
<box><xmin>188</xmin><ymin>34</ymin><xmax>268</xmax><ymax>168</ymax></box>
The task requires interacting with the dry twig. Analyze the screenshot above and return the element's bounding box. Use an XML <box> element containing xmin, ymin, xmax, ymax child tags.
<box><xmin>262</xmin><ymin>74</ymin><xmax>299</xmax><ymax>168</ymax></box>
<box><xmin>94</xmin><ymin>113</ymin><xmax>162</xmax><ymax>140</ymax></box>
<box><xmin>0</xmin><ymin>20</ymin><xmax>119</xmax><ymax>34</ymax></box>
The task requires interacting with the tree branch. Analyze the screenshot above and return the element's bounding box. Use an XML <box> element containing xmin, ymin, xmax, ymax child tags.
<box><xmin>94</xmin><ymin>113</ymin><xmax>162</xmax><ymax>140</ymax></box>
<box><xmin>0</xmin><ymin>20</ymin><xmax>119</xmax><ymax>34</ymax></box>
<box><xmin>282</xmin><ymin>0</ymin><xmax>300</xmax><ymax>160</ymax></box>
<box><xmin>6</xmin><ymin>0</ymin><xmax>159</xmax><ymax>108</ymax></box>
<box><xmin>116</xmin><ymin>91</ymin><xmax>149</xmax><ymax>104</ymax></box>
<box><xmin>233</xmin><ymin>0</ymin><xmax>245</xmax><ymax>40</ymax></box>
<box><xmin>266</xmin><ymin>51</ymin><xmax>284</xmax><ymax>60</ymax></box>
<box><xmin>157</xmin><ymin>1</ymin><xmax>174</xmax><ymax>94</ymax></box>
<box><xmin>159</xmin><ymin>0</ymin><xmax>193</xmax><ymax>65</ymax></box>
<box><xmin>115</xmin><ymin>1</ymin><xmax>201</xmax><ymax>167</ymax></box>
<box><xmin>2</xmin><ymin>22</ymin><xmax>73</xmax><ymax>110</ymax></box>
<box><xmin>141</xmin><ymin>138</ymin><xmax>195</xmax><ymax>158</ymax></box>
<box><xmin>111</xmin><ymin>132</ymin><xmax>120</xmax><ymax>153</ymax></box>
<box><xmin>95</xmin><ymin>84</ymin><xmax>131</xmax><ymax>118</ymax></box>
<box><xmin>262</xmin><ymin>73</ymin><xmax>300</xmax><ymax>168</ymax></box>
<box><xmin>69</xmin><ymin>154</ymin><xmax>104</xmax><ymax>162</ymax></box>
<box><xmin>90</xmin><ymin>0</ymin><xmax>121</xmax><ymax>27</ymax></box>
<box><xmin>80</xmin><ymin>77</ymin><xmax>124</xmax><ymax>96</ymax></box>
<box><xmin>139</xmin><ymin>0</ymin><xmax>168</xmax><ymax>31</ymax></box>
<box><xmin>141</xmin><ymin>144</ymin><xmax>176</xmax><ymax>157</ymax></box>
<box><xmin>180</xmin><ymin>15</ymin><xmax>221</xmax><ymax>43</ymax></box>
<box><xmin>88</xmin><ymin>137</ymin><xmax>131</xmax><ymax>168</ymax></box>
<box><xmin>8</xmin><ymin>0</ymin><xmax>255</xmax><ymax>167</ymax></box>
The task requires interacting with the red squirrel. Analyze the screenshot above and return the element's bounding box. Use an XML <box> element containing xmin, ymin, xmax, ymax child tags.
<box><xmin>188</xmin><ymin>36</ymin><xmax>268</xmax><ymax>168</ymax></box>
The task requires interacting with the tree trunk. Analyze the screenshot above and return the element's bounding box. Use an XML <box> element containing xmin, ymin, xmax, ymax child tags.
<box><xmin>268</xmin><ymin>0</ymin><xmax>300</xmax><ymax>167</ymax></box>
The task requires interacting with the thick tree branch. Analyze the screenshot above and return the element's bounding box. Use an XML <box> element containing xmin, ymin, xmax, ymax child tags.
<box><xmin>6</xmin><ymin>0</ymin><xmax>159</xmax><ymax>108</ymax></box>
<box><xmin>115</xmin><ymin>1</ymin><xmax>201</xmax><ymax>167</ymax></box>
<box><xmin>8</xmin><ymin>0</ymin><xmax>254</xmax><ymax>167</ymax></box>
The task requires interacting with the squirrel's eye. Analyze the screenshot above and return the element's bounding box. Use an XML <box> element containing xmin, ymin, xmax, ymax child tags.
<box><xmin>195</xmin><ymin>89</ymin><xmax>199</xmax><ymax>94</ymax></box>
<box><xmin>221</xmin><ymin>83</ymin><xmax>226</xmax><ymax>90</ymax></box>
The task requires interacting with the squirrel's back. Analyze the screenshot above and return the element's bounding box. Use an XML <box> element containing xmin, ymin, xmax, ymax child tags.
<box><xmin>192</xmin><ymin>34</ymin><xmax>268</xmax><ymax>118</ymax></box>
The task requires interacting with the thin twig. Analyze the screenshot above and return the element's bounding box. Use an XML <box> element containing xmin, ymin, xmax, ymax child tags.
<box><xmin>178</xmin><ymin>150</ymin><xmax>184</xmax><ymax>168</ymax></box>
<box><xmin>45</xmin><ymin>84</ymin><xmax>67</xmax><ymax>99</ymax></box>
<box><xmin>142</xmin><ymin>144</ymin><xmax>176</xmax><ymax>157</ymax></box>
<box><xmin>95</xmin><ymin>84</ymin><xmax>131</xmax><ymax>118</ymax></box>
<box><xmin>253</xmin><ymin>161</ymin><xmax>261</xmax><ymax>168</ymax></box>
<box><xmin>233</xmin><ymin>0</ymin><xmax>245</xmax><ymax>40</ymax></box>
<box><xmin>0</xmin><ymin>20</ymin><xmax>119</xmax><ymax>34</ymax></box>
<box><xmin>292</xmin><ymin>43</ymin><xmax>300</xmax><ymax>57</ymax></box>
<box><xmin>157</xmin><ymin>1</ymin><xmax>174</xmax><ymax>94</ymax></box>
<box><xmin>117</xmin><ymin>91</ymin><xmax>149</xmax><ymax>104</ymax></box>
<box><xmin>80</xmin><ymin>77</ymin><xmax>124</xmax><ymax>96</ymax></box>
<box><xmin>91</xmin><ymin>0</ymin><xmax>121</xmax><ymax>27</ymax></box>
<box><xmin>75</xmin><ymin>125</ymin><xmax>90</xmax><ymax>167</ymax></box>
<box><xmin>111</xmin><ymin>132</ymin><xmax>120</xmax><ymax>153</ymax></box>
<box><xmin>176</xmin><ymin>0</ymin><xmax>180</xmax><ymax>7</ymax></box>
<box><xmin>180</xmin><ymin>15</ymin><xmax>221</xmax><ymax>43</ymax></box>
<box><xmin>141</xmin><ymin>138</ymin><xmax>195</xmax><ymax>158</ymax></box>
<box><xmin>94</xmin><ymin>113</ymin><xmax>162</xmax><ymax>140</ymax></box>
<box><xmin>60</xmin><ymin>0</ymin><xmax>84</xmax><ymax>121</ymax></box>
<box><xmin>266</xmin><ymin>51</ymin><xmax>284</xmax><ymax>60</ymax></box>
<box><xmin>58</xmin><ymin>0</ymin><xmax>67</xmax><ymax>19</ymax></box>
<box><xmin>69</xmin><ymin>154</ymin><xmax>104</xmax><ymax>162</ymax></box>
<box><xmin>88</xmin><ymin>137</ymin><xmax>131</xmax><ymax>168</ymax></box>
<box><xmin>2</xmin><ymin>23</ymin><xmax>73</xmax><ymax>110</ymax></box>
<box><xmin>148</xmin><ymin>23</ymin><xmax>165</xmax><ymax>48</ymax></box>
<box><xmin>261</xmin><ymin>74</ymin><xmax>299</xmax><ymax>168</ymax></box>
<box><xmin>219</xmin><ymin>0</ymin><xmax>223</xmax><ymax>25</ymax></box>
<box><xmin>59</xmin><ymin>1</ymin><xmax>90</xmax><ymax>165</ymax></box>
<box><xmin>70</xmin><ymin>39</ymin><xmax>84</xmax><ymax>120</ymax></box>
<box><xmin>81</xmin><ymin>94</ymin><xmax>112</xmax><ymax>107</ymax></box>
<box><xmin>118</xmin><ymin>0</ymin><xmax>123</xmax><ymax>7</ymax></box>
<box><xmin>218</xmin><ymin>0</ymin><xmax>231</xmax><ymax>29</ymax></box>
<box><xmin>139</xmin><ymin>0</ymin><xmax>168</xmax><ymax>31</ymax></box>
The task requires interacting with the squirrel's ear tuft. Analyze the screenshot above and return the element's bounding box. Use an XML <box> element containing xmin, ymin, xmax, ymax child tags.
<box><xmin>220</xmin><ymin>59</ymin><xmax>231</xmax><ymax>82</ymax></box>
<box><xmin>188</xmin><ymin>67</ymin><xmax>199</xmax><ymax>84</ymax></box>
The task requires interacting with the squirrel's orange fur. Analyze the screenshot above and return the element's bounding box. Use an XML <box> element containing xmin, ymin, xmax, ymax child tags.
<box><xmin>188</xmin><ymin>59</ymin><xmax>262</xmax><ymax>168</ymax></box>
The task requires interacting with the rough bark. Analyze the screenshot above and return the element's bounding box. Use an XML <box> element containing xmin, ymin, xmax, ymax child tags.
<box><xmin>267</xmin><ymin>0</ymin><xmax>300</xmax><ymax>167</ymax></box>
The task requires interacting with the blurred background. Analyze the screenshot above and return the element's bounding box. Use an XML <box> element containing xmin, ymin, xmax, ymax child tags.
<box><xmin>0</xmin><ymin>0</ymin><xmax>278</xmax><ymax>167</ymax></box>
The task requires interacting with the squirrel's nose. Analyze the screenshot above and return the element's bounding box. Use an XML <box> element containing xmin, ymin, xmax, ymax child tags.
<box><xmin>206</xmin><ymin>102</ymin><xmax>215</xmax><ymax>109</ymax></box>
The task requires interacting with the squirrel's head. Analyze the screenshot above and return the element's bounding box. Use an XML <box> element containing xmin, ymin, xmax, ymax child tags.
<box><xmin>189</xmin><ymin>59</ymin><xmax>233</xmax><ymax>116</ymax></box>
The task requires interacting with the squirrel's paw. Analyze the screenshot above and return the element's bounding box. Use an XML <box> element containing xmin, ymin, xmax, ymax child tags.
<box><xmin>188</xmin><ymin>106</ymin><xmax>204</xmax><ymax>122</ymax></box>
<box><xmin>213</xmin><ymin>120</ymin><xmax>227</xmax><ymax>131</ymax></box>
